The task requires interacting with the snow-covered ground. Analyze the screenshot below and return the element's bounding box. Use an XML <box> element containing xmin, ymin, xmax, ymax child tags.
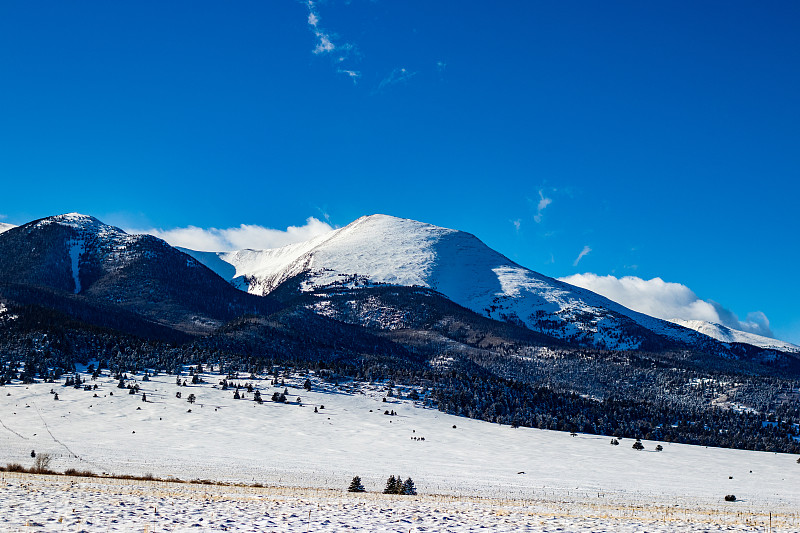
<box><xmin>3</xmin><ymin>472</ymin><xmax>797</xmax><ymax>532</ymax></box>
<box><xmin>1</xmin><ymin>370</ymin><xmax>799</xmax><ymax>531</ymax></box>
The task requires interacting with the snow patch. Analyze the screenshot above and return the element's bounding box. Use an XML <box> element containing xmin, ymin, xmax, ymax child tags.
<box><xmin>68</xmin><ymin>239</ymin><xmax>85</xmax><ymax>294</ymax></box>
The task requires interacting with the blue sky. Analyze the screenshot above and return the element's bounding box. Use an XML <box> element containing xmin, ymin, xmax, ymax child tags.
<box><xmin>1</xmin><ymin>1</ymin><xmax>799</xmax><ymax>343</ymax></box>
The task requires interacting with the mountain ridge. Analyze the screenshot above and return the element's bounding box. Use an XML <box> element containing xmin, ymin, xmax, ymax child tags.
<box><xmin>182</xmin><ymin>214</ymin><xmax>799</xmax><ymax>355</ymax></box>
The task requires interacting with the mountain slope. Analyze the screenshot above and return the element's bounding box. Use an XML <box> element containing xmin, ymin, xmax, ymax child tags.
<box><xmin>669</xmin><ymin>318</ymin><xmax>799</xmax><ymax>353</ymax></box>
<box><xmin>183</xmin><ymin>214</ymin><xmax>744</xmax><ymax>352</ymax></box>
<box><xmin>0</xmin><ymin>222</ymin><xmax>15</xmax><ymax>234</ymax></box>
<box><xmin>0</xmin><ymin>213</ymin><xmax>276</xmax><ymax>333</ymax></box>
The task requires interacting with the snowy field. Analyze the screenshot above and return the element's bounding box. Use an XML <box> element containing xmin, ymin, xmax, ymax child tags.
<box><xmin>1</xmin><ymin>369</ymin><xmax>799</xmax><ymax>531</ymax></box>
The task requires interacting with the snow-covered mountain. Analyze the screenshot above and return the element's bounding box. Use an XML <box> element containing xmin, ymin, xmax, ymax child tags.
<box><xmin>669</xmin><ymin>318</ymin><xmax>799</xmax><ymax>353</ymax></box>
<box><xmin>0</xmin><ymin>222</ymin><xmax>16</xmax><ymax>234</ymax></box>
<box><xmin>0</xmin><ymin>213</ymin><xmax>274</xmax><ymax>334</ymax></box>
<box><xmin>183</xmin><ymin>214</ymin><xmax>758</xmax><ymax>352</ymax></box>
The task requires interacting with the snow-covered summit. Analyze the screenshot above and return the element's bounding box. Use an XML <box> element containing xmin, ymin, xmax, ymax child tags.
<box><xmin>0</xmin><ymin>222</ymin><xmax>15</xmax><ymax>234</ymax></box>
<box><xmin>669</xmin><ymin>319</ymin><xmax>800</xmax><ymax>353</ymax></box>
<box><xmin>31</xmin><ymin>212</ymin><xmax>126</xmax><ymax>235</ymax></box>
<box><xmin>182</xmin><ymin>214</ymin><xmax>716</xmax><ymax>350</ymax></box>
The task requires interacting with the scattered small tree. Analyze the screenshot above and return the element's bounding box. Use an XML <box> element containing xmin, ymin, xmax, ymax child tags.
<box><xmin>304</xmin><ymin>379</ymin><xmax>311</xmax><ymax>391</ymax></box>
<box><xmin>347</xmin><ymin>476</ymin><xmax>366</xmax><ymax>492</ymax></box>
<box><xmin>187</xmin><ymin>393</ymin><xmax>196</xmax><ymax>404</ymax></box>
<box><xmin>655</xmin><ymin>444</ymin><xmax>663</xmax><ymax>452</ymax></box>
<box><xmin>610</xmin><ymin>438</ymin><xmax>619</xmax><ymax>445</ymax></box>
<box><xmin>632</xmin><ymin>440</ymin><xmax>644</xmax><ymax>450</ymax></box>
<box><xmin>724</xmin><ymin>494</ymin><xmax>737</xmax><ymax>502</ymax></box>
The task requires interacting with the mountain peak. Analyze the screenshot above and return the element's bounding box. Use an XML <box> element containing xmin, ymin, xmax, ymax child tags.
<box><xmin>25</xmin><ymin>213</ymin><xmax>130</xmax><ymax>239</ymax></box>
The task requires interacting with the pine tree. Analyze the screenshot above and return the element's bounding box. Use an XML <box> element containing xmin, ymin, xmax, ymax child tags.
<box><xmin>383</xmin><ymin>475</ymin><xmax>400</xmax><ymax>494</ymax></box>
<box><xmin>347</xmin><ymin>476</ymin><xmax>366</xmax><ymax>492</ymax></box>
<box><xmin>401</xmin><ymin>477</ymin><xmax>416</xmax><ymax>495</ymax></box>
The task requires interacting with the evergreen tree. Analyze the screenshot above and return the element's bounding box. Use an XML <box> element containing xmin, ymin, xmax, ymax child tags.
<box><xmin>347</xmin><ymin>476</ymin><xmax>366</xmax><ymax>492</ymax></box>
<box><xmin>401</xmin><ymin>477</ymin><xmax>417</xmax><ymax>495</ymax></box>
<box><xmin>383</xmin><ymin>475</ymin><xmax>400</xmax><ymax>494</ymax></box>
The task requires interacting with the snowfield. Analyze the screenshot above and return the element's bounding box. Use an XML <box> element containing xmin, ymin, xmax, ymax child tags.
<box><xmin>1</xmin><ymin>369</ymin><xmax>799</xmax><ymax>531</ymax></box>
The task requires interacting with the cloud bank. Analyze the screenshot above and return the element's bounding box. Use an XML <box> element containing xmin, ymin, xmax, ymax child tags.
<box><xmin>130</xmin><ymin>217</ymin><xmax>335</xmax><ymax>252</ymax></box>
<box><xmin>558</xmin><ymin>273</ymin><xmax>774</xmax><ymax>338</ymax></box>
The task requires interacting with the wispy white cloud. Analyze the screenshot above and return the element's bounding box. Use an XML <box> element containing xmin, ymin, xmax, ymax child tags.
<box><xmin>533</xmin><ymin>189</ymin><xmax>552</xmax><ymax>223</ymax></box>
<box><xmin>337</xmin><ymin>68</ymin><xmax>360</xmax><ymax>82</ymax></box>
<box><xmin>558</xmin><ymin>273</ymin><xmax>775</xmax><ymax>338</ymax></box>
<box><xmin>305</xmin><ymin>1</ymin><xmax>361</xmax><ymax>82</ymax></box>
<box><xmin>511</xmin><ymin>219</ymin><xmax>522</xmax><ymax>232</ymax></box>
<box><xmin>306</xmin><ymin>1</ymin><xmax>336</xmax><ymax>55</ymax></box>
<box><xmin>376</xmin><ymin>67</ymin><xmax>417</xmax><ymax>92</ymax></box>
<box><xmin>128</xmin><ymin>217</ymin><xmax>335</xmax><ymax>252</ymax></box>
<box><xmin>572</xmin><ymin>245</ymin><xmax>591</xmax><ymax>266</ymax></box>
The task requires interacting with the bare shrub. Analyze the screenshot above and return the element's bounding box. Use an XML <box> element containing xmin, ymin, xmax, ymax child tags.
<box><xmin>32</xmin><ymin>453</ymin><xmax>53</xmax><ymax>474</ymax></box>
